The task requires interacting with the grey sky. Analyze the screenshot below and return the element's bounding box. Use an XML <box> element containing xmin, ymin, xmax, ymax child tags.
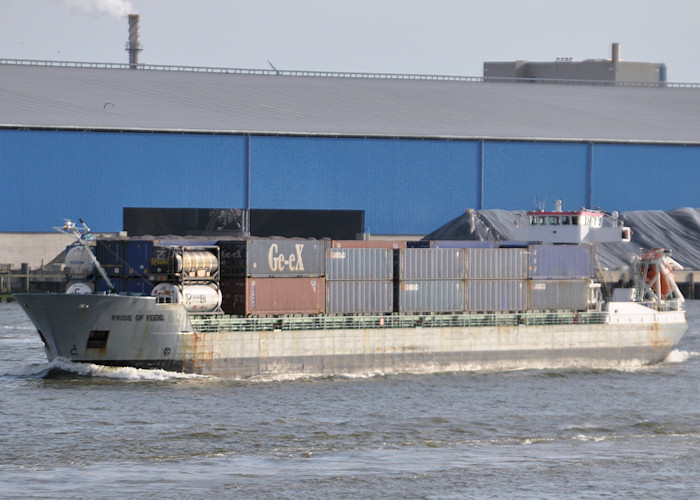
<box><xmin>2</xmin><ymin>0</ymin><xmax>699</xmax><ymax>82</ymax></box>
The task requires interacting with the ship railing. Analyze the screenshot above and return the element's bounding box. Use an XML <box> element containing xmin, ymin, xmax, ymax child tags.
<box><xmin>190</xmin><ymin>311</ymin><xmax>609</xmax><ymax>333</ymax></box>
<box><xmin>639</xmin><ymin>299</ymin><xmax>684</xmax><ymax>312</ymax></box>
<box><xmin>4</xmin><ymin>59</ymin><xmax>700</xmax><ymax>88</ymax></box>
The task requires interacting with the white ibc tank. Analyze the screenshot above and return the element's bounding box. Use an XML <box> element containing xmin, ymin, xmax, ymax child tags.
<box><xmin>65</xmin><ymin>246</ymin><xmax>95</xmax><ymax>279</ymax></box>
<box><xmin>66</xmin><ymin>282</ymin><xmax>95</xmax><ymax>294</ymax></box>
<box><xmin>151</xmin><ymin>282</ymin><xmax>222</xmax><ymax>312</ymax></box>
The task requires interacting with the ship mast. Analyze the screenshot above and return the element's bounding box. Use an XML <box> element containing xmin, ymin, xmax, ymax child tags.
<box><xmin>55</xmin><ymin>219</ymin><xmax>116</xmax><ymax>293</ymax></box>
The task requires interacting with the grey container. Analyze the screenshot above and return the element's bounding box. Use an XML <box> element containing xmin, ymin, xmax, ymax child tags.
<box><xmin>326</xmin><ymin>248</ymin><xmax>393</xmax><ymax>281</ymax></box>
<box><xmin>398</xmin><ymin>279</ymin><xmax>465</xmax><ymax>314</ymax></box>
<box><xmin>430</xmin><ymin>240</ymin><xmax>496</xmax><ymax>249</ymax></box>
<box><xmin>529</xmin><ymin>244</ymin><xmax>595</xmax><ymax>279</ymax></box>
<box><xmin>528</xmin><ymin>279</ymin><xmax>590</xmax><ymax>310</ymax></box>
<box><xmin>466</xmin><ymin>279</ymin><xmax>527</xmax><ymax>312</ymax></box>
<box><xmin>326</xmin><ymin>280</ymin><xmax>393</xmax><ymax>314</ymax></box>
<box><xmin>466</xmin><ymin>248</ymin><xmax>528</xmax><ymax>280</ymax></box>
<box><xmin>246</xmin><ymin>238</ymin><xmax>326</xmax><ymax>277</ymax></box>
<box><xmin>399</xmin><ymin>248</ymin><xmax>465</xmax><ymax>280</ymax></box>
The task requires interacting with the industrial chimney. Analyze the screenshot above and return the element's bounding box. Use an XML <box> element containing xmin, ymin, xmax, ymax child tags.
<box><xmin>126</xmin><ymin>14</ymin><xmax>143</xmax><ymax>68</ymax></box>
<box><xmin>612</xmin><ymin>42</ymin><xmax>620</xmax><ymax>63</ymax></box>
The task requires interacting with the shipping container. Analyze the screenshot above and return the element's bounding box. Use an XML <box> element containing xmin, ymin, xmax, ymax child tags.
<box><xmin>326</xmin><ymin>280</ymin><xmax>393</xmax><ymax>314</ymax></box>
<box><xmin>466</xmin><ymin>279</ymin><xmax>527</xmax><ymax>312</ymax></box>
<box><xmin>466</xmin><ymin>248</ymin><xmax>528</xmax><ymax>280</ymax></box>
<box><xmin>217</xmin><ymin>240</ymin><xmax>247</xmax><ymax>278</ymax></box>
<box><xmin>528</xmin><ymin>279</ymin><xmax>591</xmax><ymax>310</ymax></box>
<box><xmin>96</xmin><ymin>277</ymin><xmax>127</xmax><ymax>293</ymax></box>
<box><xmin>219</xmin><ymin>278</ymin><xmax>246</xmax><ymax>315</ymax></box>
<box><xmin>127</xmin><ymin>278</ymin><xmax>154</xmax><ymax>295</ymax></box>
<box><xmin>326</xmin><ymin>248</ymin><xmax>393</xmax><ymax>281</ymax></box>
<box><xmin>406</xmin><ymin>240</ymin><xmax>431</xmax><ymax>248</ymax></box>
<box><xmin>149</xmin><ymin>246</ymin><xmax>219</xmax><ymax>279</ymax></box>
<box><xmin>528</xmin><ymin>244</ymin><xmax>595</xmax><ymax>279</ymax></box>
<box><xmin>96</xmin><ymin>277</ymin><xmax>154</xmax><ymax>295</ymax></box>
<box><xmin>180</xmin><ymin>250</ymin><xmax>219</xmax><ymax>276</ymax></box>
<box><xmin>331</xmin><ymin>240</ymin><xmax>407</xmax><ymax>249</ymax></box>
<box><xmin>96</xmin><ymin>278</ymin><xmax>123</xmax><ymax>293</ymax></box>
<box><xmin>149</xmin><ymin>245</ymin><xmax>172</xmax><ymax>275</ymax></box>
<box><xmin>157</xmin><ymin>238</ymin><xmax>221</xmax><ymax>247</ymax></box>
<box><xmin>498</xmin><ymin>241</ymin><xmax>529</xmax><ymax>248</ymax></box>
<box><xmin>246</xmin><ymin>277</ymin><xmax>326</xmax><ymax>315</ymax></box>
<box><xmin>397</xmin><ymin>280</ymin><xmax>465</xmax><ymax>314</ymax></box>
<box><xmin>152</xmin><ymin>282</ymin><xmax>222</xmax><ymax>313</ymax></box>
<box><xmin>64</xmin><ymin>244</ymin><xmax>95</xmax><ymax>279</ymax></box>
<box><xmin>398</xmin><ymin>248</ymin><xmax>465</xmax><ymax>280</ymax></box>
<box><xmin>95</xmin><ymin>239</ymin><xmax>154</xmax><ymax>278</ymax></box>
<box><xmin>95</xmin><ymin>239</ymin><xmax>128</xmax><ymax>277</ymax></box>
<box><xmin>219</xmin><ymin>239</ymin><xmax>326</xmax><ymax>278</ymax></box>
<box><xmin>126</xmin><ymin>240</ymin><xmax>154</xmax><ymax>277</ymax></box>
<box><xmin>430</xmin><ymin>240</ymin><xmax>497</xmax><ymax>249</ymax></box>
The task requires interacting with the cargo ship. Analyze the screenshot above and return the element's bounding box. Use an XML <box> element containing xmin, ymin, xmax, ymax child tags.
<box><xmin>14</xmin><ymin>203</ymin><xmax>688</xmax><ymax>378</ymax></box>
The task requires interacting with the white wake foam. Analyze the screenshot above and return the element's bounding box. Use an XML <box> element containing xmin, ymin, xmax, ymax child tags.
<box><xmin>664</xmin><ymin>349</ymin><xmax>700</xmax><ymax>364</ymax></box>
<box><xmin>42</xmin><ymin>358</ymin><xmax>207</xmax><ymax>381</ymax></box>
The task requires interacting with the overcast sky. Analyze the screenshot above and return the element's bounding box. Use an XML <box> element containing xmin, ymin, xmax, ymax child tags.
<box><xmin>2</xmin><ymin>0</ymin><xmax>700</xmax><ymax>82</ymax></box>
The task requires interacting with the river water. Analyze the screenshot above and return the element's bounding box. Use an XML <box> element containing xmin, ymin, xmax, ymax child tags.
<box><xmin>1</xmin><ymin>301</ymin><xmax>698</xmax><ymax>499</ymax></box>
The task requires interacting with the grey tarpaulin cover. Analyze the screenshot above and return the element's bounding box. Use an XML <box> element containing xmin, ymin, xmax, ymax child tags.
<box><xmin>423</xmin><ymin>208</ymin><xmax>700</xmax><ymax>271</ymax></box>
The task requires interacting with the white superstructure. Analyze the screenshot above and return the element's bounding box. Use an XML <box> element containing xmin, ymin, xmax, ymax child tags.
<box><xmin>513</xmin><ymin>200</ymin><xmax>632</xmax><ymax>244</ymax></box>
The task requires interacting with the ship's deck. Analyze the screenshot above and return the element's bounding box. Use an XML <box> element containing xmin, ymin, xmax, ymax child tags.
<box><xmin>190</xmin><ymin>311</ymin><xmax>609</xmax><ymax>333</ymax></box>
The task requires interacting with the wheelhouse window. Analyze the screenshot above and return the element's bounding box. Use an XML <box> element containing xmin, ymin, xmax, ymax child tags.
<box><xmin>548</xmin><ymin>216</ymin><xmax>559</xmax><ymax>225</ymax></box>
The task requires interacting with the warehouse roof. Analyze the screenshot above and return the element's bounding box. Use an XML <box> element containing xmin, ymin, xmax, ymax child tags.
<box><xmin>2</xmin><ymin>60</ymin><xmax>700</xmax><ymax>143</ymax></box>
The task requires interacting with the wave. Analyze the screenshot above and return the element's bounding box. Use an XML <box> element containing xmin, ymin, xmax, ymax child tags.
<box><xmin>3</xmin><ymin>358</ymin><xmax>207</xmax><ymax>382</ymax></box>
<box><xmin>4</xmin><ymin>350</ymin><xmax>695</xmax><ymax>383</ymax></box>
<box><xmin>663</xmin><ymin>349</ymin><xmax>700</xmax><ymax>364</ymax></box>
<box><xmin>520</xmin><ymin>437</ymin><xmax>555</xmax><ymax>445</ymax></box>
<box><xmin>1</xmin><ymin>361</ymin><xmax>54</xmax><ymax>379</ymax></box>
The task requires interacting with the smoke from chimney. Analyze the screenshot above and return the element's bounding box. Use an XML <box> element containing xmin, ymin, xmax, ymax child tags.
<box><xmin>126</xmin><ymin>14</ymin><xmax>142</xmax><ymax>68</ymax></box>
<box><xmin>60</xmin><ymin>0</ymin><xmax>133</xmax><ymax>18</ymax></box>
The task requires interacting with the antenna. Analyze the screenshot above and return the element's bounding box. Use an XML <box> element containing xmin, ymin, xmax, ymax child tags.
<box><xmin>267</xmin><ymin>60</ymin><xmax>280</xmax><ymax>75</ymax></box>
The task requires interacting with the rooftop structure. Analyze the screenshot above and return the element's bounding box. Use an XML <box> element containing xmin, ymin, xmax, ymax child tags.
<box><xmin>484</xmin><ymin>43</ymin><xmax>667</xmax><ymax>84</ymax></box>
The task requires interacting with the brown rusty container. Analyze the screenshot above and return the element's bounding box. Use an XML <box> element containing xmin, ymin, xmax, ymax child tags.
<box><xmin>245</xmin><ymin>277</ymin><xmax>326</xmax><ymax>315</ymax></box>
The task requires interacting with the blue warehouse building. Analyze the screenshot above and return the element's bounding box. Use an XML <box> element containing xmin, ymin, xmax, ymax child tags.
<box><xmin>1</xmin><ymin>60</ymin><xmax>699</xmax><ymax>235</ymax></box>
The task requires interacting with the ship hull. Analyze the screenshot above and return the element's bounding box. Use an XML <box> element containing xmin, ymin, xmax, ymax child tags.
<box><xmin>14</xmin><ymin>293</ymin><xmax>688</xmax><ymax>379</ymax></box>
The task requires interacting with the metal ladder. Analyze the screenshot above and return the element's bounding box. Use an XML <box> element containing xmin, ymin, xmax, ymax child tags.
<box><xmin>632</xmin><ymin>258</ymin><xmax>649</xmax><ymax>301</ymax></box>
<box><xmin>593</xmin><ymin>252</ymin><xmax>611</xmax><ymax>300</ymax></box>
